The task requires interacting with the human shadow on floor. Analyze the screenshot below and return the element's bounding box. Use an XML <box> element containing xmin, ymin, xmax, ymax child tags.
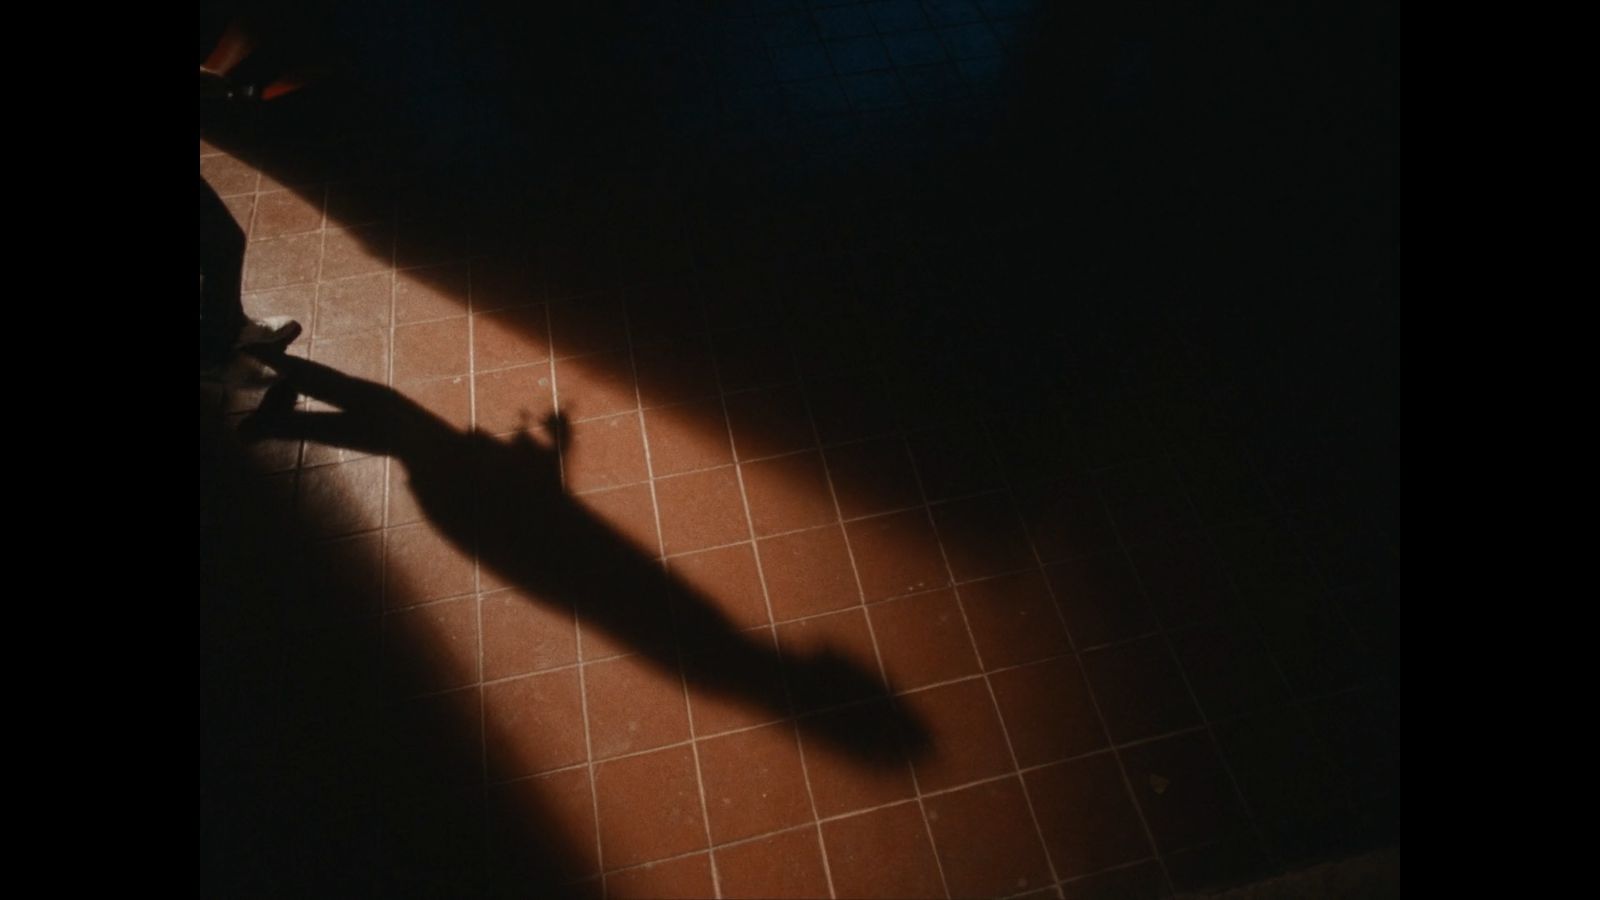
<box><xmin>239</xmin><ymin>352</ymin><xmax>932</xmax><ymax>767</ymax></box>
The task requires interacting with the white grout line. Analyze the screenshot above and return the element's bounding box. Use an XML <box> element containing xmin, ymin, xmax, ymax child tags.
<box><xmin>461</xmin><ymin>255</ymin><xmax>501</xmax><ymax>869</ymax></box>
<box><xmin>455</xmin><ymin>668</ymin><xmax>1378</xmax><ymax>774</ymax></box>
<box><xmin>1109</xmin><ymin>450</ymin><xmax>1278</xmax><ymax>878</ymax></box>
<box><xmin>621</xmin><ymin>271</ymin><xmax>724</xmax><ymax>900</ymax></box>
<box><xmin>534</xmin><ymin>273</ymin><xmax>609</xmax><ymax>887</ymax></box>
<box><xmin>904</xmin><ymin>419</ymin><xmax>1062</xmax><ymax>898</ymax></box>
<box><xmin>976</xmin><ymin>413</ymin><xmax>1173</xmax><ymax>900</ymax></box>
<box><xmin>695</xmin><ymin>256</ymin><xmax>822</xmax><ymax>900</ymax></box>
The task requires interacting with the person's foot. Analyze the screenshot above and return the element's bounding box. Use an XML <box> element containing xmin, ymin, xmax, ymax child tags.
<box><xmin>200</xmin><ymin>353</ymin><xmax>279</xmax><ymax>388</ymax></box>
<box><xmin>235</xmin><ymin>316</ymin><xmax>302</xmax><ymax>355</ymax></box>
<box><xmin>237</xmin><ymin>381</ymin><xmax>301</xmax><ymax>442</ymax></box>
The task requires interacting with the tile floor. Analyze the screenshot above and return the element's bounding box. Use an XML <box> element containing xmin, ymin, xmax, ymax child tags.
<box><xmin>200</xmin><ymin>2</ymin><xmax>1398</xmax><ymax>897</ymax></box>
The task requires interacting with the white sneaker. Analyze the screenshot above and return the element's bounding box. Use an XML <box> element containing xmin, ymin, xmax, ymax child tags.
<box><xmin>234</xmin><ymin>316</ymin><xmax>303</xmax><ymax>352</ymax></box>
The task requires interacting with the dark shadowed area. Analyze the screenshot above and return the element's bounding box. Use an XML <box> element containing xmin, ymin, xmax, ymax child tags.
<box><xmin>200</xmin><ymin>0</ymin><xmax>1398</xmax><ymax>896</ymax></box>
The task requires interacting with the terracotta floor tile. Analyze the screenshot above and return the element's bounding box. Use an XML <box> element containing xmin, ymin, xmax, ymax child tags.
<box><xmin>394</xmin><ymin>217</ymin><xmax>474</xmax><ymax>269</ymax></box>
<box><xmin>252</xmin><ymin>188</ymin><xmax>324</xmax><ymax>239</ymax></box>
<box><xmin>633</xmin><ymin>336</ymin><xmax>723</xmax><ymax>408</ymax></box>
<box><xmin>625</xmin><ymin>279</ymin><xmax>707</xmax><ymax>347</ymax></box>
<box><xmin>230</xmin><ymin>412</ymin><xmax>300</xmax><ymax>473</ymax></box>
<box><xmin>958</xmin><ymin>570</ymin><xmax>1073</xmax><ymax>669</ymax></box>
<box><xmin>1095</xmin><ymin>459</ymin><xmax>1200</xmax><ymax>547</ymax></box>
<box><xmin>223</xmin><ymin>193</ymin><xmax>256</xmax><ymax>236</ymax></box>
<box><xmin>680</xmin><ymin>625</ymin><xmax>789</xmax><ymax>736</ymax></box>
<box><xmin>1025</xmin><ymin>752</ymin><xmax>1153</xmax><ymax>881</ymax></box>
<box><xmin>481</xmin><ymin>669</ymin><xmax>588</xmax><ymax>779</ymax></box>
<box><xmin>821</xmin><ymin>802</ymin><xmax>945</xmax><ymax>900</ymax></box>
<box><xmin>277</xmin><ymin>617</ymin><xmax>383</xmax><ymax>721</ymax></box>
<box><xmin>1117</xmin><ymin>732</ymin><xmax>1249</xmax><ymax>854</ymax></box>
<box><xmin>725</xmin><ymin>385</ymin><xmax>818</xmax><ymax>461</ymax></box>
<box><xmin>798</xmin><ymin>701</ymin><xmax>918</xmax><ymax>818</ymax></box>
<box><xmin>1124</xmin><ymin>535</ymin><xmax>1239</xmax><ymax>630</ymax></box>
<box><xmin>884</xmin><ymin>364</ymin><xmax>979</xmax><ymax>431</ymax></box>
<box><xmin>1209</xmin><ymin>517</ymin><xmax>1312</xmax><ymax>593</ymax></box>
<box><xmin>1210</xmin><ymin>706</ymin><xmax>1346</xmax><ymax>832</ymax></box>
<box><xmin>592</xmin><ymin>744</ymin><xmax>709</xmax><ymax>868</ymax></box>
<box><xmin>741</xmin><ymin>452</ymin><xmax>838</xmax><ymax>536</ymax></box>
<box><xmin>382</xmin><ymin>687</ymin><xmax>484</xmax><ymax>794</ymax></box>
<box><xmin>666</xmin><ymin>543</ymin><xmax>769</xmax><ymax>629</ymax></box>
<box><xmin>654</xmin><ymin>466</ymin><xmax>749</xmax><ymax>556</ymax></box>
<box><xmin>578</xmin><ymin>483</ymin><xmax>662</xmax><ymax>560</ymax></box>
<box><xmin>989</xmin><ymin>656</ymin><xmax>1108</xmax><ymax>768</ymax></box>
<box><xmin>298</xmin><ymin>456</ymin><xmax>385</xmax><ymax>538</ymax></box>
<box><xmin>291</xmin><ymin>533</ymin><xmax>384</xmax><ymax>627</ymax></box>
<box><xmin>1073</xmin><ymin>406</ymin><xmax>1160</xmax><ymax>475</ymax></box>
<box><xmin>201</xmin><ymin>153</ymin><xmax>259</xmax><ymax>196</ymax></box>
<box><xmin>804</xmin><ymin>370</ymin><xmax>898</xmax><ymax>445</ymax></box>
<box><xmin>393</xmin><ymin>316</ymin><xmax>469</xmax><ymax>383</ymax></box>
<box><xmin>306</xmin><ymin>330</ymin><xmax>389</xmax><ymax>400</ymax></box>
<box><xmin>578</xmin><ymin>595</ymin><xmax>676</xmax><ymax>665</ymax></box>
<box><xmin>320</xmin><ymin>225</ymin><xmax>392</xmax><ymax>280</ymax></box>
<box><xmin>698</xmin><ymin>722</ymin><xmax>815</xmax><ymax>843</ymax></box>
<box><xmin>388</xmin><ymin>454</ymin><xmax>432</xmax><ymax>525</ymax></box>
<box><xmin>825</xmin><ymin>436</ymin><xmax>923</xmax><ymax>519</ymax></box>
<box><xmin>473</xmin><ymin>304</ymin><xmax>551</xmax><ymax>370</ymax></box>
<box><xmin>487</xmin><ymin>768</ymin><xmax>600</xmax><ymax>886</ymax></box>
<box><xmin>255</xmin><ymin>144</ymin><xmax>334</xmax><ymax>192</ymax></box>
<box><xmin>1255</xmin><ymin>594</ymin><xmax>1370</xmax><ymax>699</ymax></box>
<box><xmin>714</xmin><ymin>325</ymin><xmax>798</xmax><ymax>390</ymax></box>
<box><xmin>325</xmin><ymin>176</ymin><xmax>396</xmax><ymax>227</ymax></box>
<box><xmin>544</xmin><ymin>240</ymin><xmax>619</xmax><ymax>298</ymax></box>
<box><xmin>757</xmin><ymin>524</ymin><xmax>860</xmax><ymax>621</ymax></box>
<box><xmin>563</xmin><ymin>413</ymin><xmax>649</xmax><ymax>494</ymax></box>
<box><xmin>1080</xmin><ymin>637</ymin><xmax>1202</xmax><ymax>745</ymax></box>
<box><xmin>909</xmin><ymin>424</ymin><xmax>1003</xmax><ymax>502</ymax></box>
<box><xmin>775</xmin><ymin>607</ymin><xmax>885</xmax><ymax>713</ymax></box>
<box><xmin>315</xmin><ymin>272</ymin><xmax>392</xmax><ymax>338</ymax></box>
<box><xmin>845</xmin><ymin>510</ymin><xmax>950</xmax><ymax>601</ymax></box>
<box><xmin>868</xmin><ymin>588</ymin><xmax>981</xmax><ymax>692</ymax></box>
<box><xmin>1016</xmin><ymin>475</ymin><xmax>1122</xmax><ymax>564</ymax></box>
<box><xmin>398</xmin><ymin>375</ymin><xmax>472</xmax><ymax>432</ymax></box>
<box><xmin>383</xmin><ymin>594</ymin><xmax>480</xmax><ymax>697</ymax></box>
<box><xmin>471</xmin><ymin>252</ymin><xmax>541</xmax><ymax>312</ymax></box>
<box><xmin>480</xmin><ymin>587</ymin><xmax>579</xmax><ymax>681</ymax></box>
<box><xmin>605</xmin><ymin>853</ymin><xmax>715</xmax><ymax>899</ymax></box>
<box><xmin>643</xmin><ymin>400</ymin><xmax>736</xmax><ymax>477</ymax></box>
<box><xmin>243</xmin><ymin>282</ymin><xmax>316</xmax><ymax>327</ymax></box>
<box><xmin>583</xmin><ymin>653</ymin><xmax>691</xmax><ymax>760</ymax></box>
<box><xmin>985</xmin><ymin>408</ymin><xmax>1083</xmax><ymax>488</ymax></box>
<box><xmin>553</xmin><ymin>352</ymin><xmax>639</xmax><ymax>421</ymax></box>
<box><xmin>903</xmin><ymin>677</ymin><xmax>1013</xmax><ymax>791</ymax></box>
<box><xmin>700</xmin><ymin>265</ymin><xmax>781</xmax><ymax>330</ymax></box>
<box><xmin>384</xmin><ymin>520</ymin><xmax>477</xmax><ymax>608</ymax></box>
<box><xmin>474</xmin><ymin>363</ymin><xmax>556</xmax><ymax>436</ymax></box>
<box><xmin>931</xmin><ymin>492</ymin><xmax>1036</xmax><ymax>582</ymax></box>
<box><xmin>1167</xmin><ymin>623</ymin><xmax>1290</xmax><ymax>721</ymax></box>
<box><xmin>715</xmin><ymin>826</ymin><xmax>831</xmax><ymax>899</ymax></box>
<box><xmin>244</xmin><ymin>232</ymin><xmax>323</xmax><ymax>291</ymax></box>
<box><xmin>1300</xmin><ymin>687</ymin><xmax>1399</xmax><ymax>805</ymax></box>
<box><xmin>548</xmin><ymin>295</ymin><xmax>629</xmax><ymax>359</ymax></box>
<box><xmin>1058</xmin><ymin>861</ymin><xmax>1171</xmax><ymax>899</ymax></box>
<box><xmin>925</xmin><ymin>775</ymin><xmax>1055</xmax><ymax>898</ymax></box>
<box><xmin>1169</xmin><ymin>438</ymin><xmax>1276</xmax><ymax>526</ymax></box>
<box><xmin>1046</xmin><ymin>552</ymin><xmax>1159</xmax><ymax>649</ymax></box>
<box><xmin>377</xmin><ymin>785</ymin><xmax>484</xmax><ymax>894</ymax></box>
<box><xmin>1161</xmin><ymin>831</ymin><xmax>1273</xmax><ymax>895</ymax></box>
